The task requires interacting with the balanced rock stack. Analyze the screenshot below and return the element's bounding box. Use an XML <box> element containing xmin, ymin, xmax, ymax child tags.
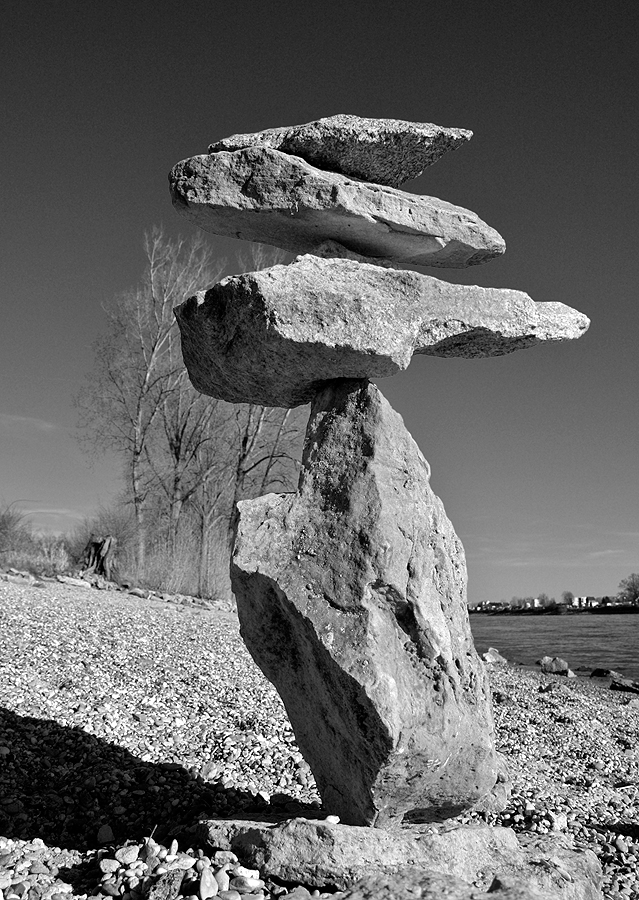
<box><xmin>169</xmin><ymin>115</ymin><xmax>589</xmax><ymax>828</ymax></box>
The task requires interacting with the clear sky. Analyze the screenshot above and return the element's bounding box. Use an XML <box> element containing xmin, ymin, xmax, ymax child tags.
<box><xmin>1</xmin><ymin>0</ymin><xmax>637</xmax><ymax>604</ymax></box>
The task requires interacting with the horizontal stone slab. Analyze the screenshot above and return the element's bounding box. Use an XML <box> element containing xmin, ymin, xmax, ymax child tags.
<box><xmin>169</xmin><ymin>148</ymin><xmax>505</xmax><ymax>268</ymax></box>
<box><xmin>175</xmin><ymin>255</ymin><xmax>590</xmax><ymax>408</ymax></box>
<box><xmin>208</xmin><ymin>113</ymin><xmax>472</xmax><ymax>187</ymax></box>
<box><xmin>199</xmin><ymin>816</ymin><xmax>601</xmax><ymax>897</ymax></box>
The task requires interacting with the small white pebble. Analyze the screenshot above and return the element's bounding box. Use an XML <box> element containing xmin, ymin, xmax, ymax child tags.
<box><xmin>199</xmin><ymin>866</ymin><xmax>218</xmax><ymax>900</ymax></box>
<box><xmin>229</xmin><ymin>876</ymin><xmax>264</xmax><ymax>892</ymax></box>
<box><xmin>231</xmin><ymin>866</ymin><xmax>259</xmax><ymax>880</ymax></box>
<box><xmin>214</xmin><ymin>870</ymin><xmax>230</xmax><ymax>893</ymax></box>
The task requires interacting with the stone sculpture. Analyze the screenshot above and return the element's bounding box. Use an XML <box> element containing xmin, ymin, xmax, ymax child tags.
<box><xmin>170</xmin><ymin>115</ymin><xmax>590</xmax><ymax>828</ymax></box>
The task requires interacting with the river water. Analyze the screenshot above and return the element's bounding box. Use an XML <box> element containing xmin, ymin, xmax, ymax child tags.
<box><xmin>469</xmin><ymin>613</ymin><xmax>639</xmax><ymax>681</ymax></box>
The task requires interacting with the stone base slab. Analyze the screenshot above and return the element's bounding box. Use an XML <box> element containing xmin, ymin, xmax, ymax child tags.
<box><xmin>199</xmin><ymin>816</ymin><xmax>602</xmax><ymax>899</ymax></box>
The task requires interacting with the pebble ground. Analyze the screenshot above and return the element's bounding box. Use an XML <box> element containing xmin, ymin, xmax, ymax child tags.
<box><xmin>1</xmin><ymin>581</ymin><xmax>637</xmax><ymax>899</ymax></box>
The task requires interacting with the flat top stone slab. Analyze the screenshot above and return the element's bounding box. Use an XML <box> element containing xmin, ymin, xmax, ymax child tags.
<box><xmin>175</xmin><ymin>255</ymin><xmax>590</xmax><ymax>407</ymax></box>
<box><xmin>208</xmin><ymin>114</ymin><xmax>473</xmax><ymax>187</ymax></box>
<box><xmin>169</xmin><ymin>148</ymin><xmax>505</xmax><ymax>268</ymax></box>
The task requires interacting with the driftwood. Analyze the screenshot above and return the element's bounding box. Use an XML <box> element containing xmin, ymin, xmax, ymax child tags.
<box><xmin>81</xmin><ymin>534</ymin><xmax>116</xmax><ymax>580</ymax></box>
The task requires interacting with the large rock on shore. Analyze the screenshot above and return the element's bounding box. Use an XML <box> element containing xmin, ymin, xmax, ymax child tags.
<box><xmin>169</xmin><ymin>148</ymin><xmax>505</xmax><ymax>267</ymax></box>
<box><xmin>208</xmin><ymin>113</ymin><xmax>473</xmax><ymax>187</ymax></box>
<box><xmin>200</xmin><ymin>817</ymin><xmax>601</xmax><ymax>899</ymax></box>
<box><xmin>175</xmin><ymin>255</ymin><xmax>590</xmax><ymax>407</ymax></box>
<box><xmin>231</xmin><ymin>379</ymin><xmax>507</xmax><ymax>827</ymax></box>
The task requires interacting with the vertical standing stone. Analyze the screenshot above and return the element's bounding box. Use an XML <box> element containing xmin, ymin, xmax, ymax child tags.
<box><xmin>232</xmin><ymin>379</ymin><xmax>507</xmax><ymax>826</ymax></box>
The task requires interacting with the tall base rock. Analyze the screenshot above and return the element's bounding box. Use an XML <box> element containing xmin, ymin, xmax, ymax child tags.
<box><xmin>231</xmin><ymin>379</ymin><xmax>508</xmax><ymax>827</ymax></box>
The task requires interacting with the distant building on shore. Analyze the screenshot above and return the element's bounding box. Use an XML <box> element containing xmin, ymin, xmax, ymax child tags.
<box><xmin>570</xmin><ymin>596</ymin><xmax>624</xmax><ymax>608</ymax></box>
<box><xmin>471</xmin><ymin>594</ymin><xmax>628</xmax><ymax>613</ymax></box>
<box><xmin>470</xmin><ymin>601</ymin><xmax>509</xmax><ymax>612</ymax></box>
<box><xmin>471</xmin><ymin>594</ymin><xmax>619</xmax><ymax>613</ymax></box>
<box><xmin>571</xmin><ymin>596</ymin><xmax>601</xmax><ymax>608</ymax></box>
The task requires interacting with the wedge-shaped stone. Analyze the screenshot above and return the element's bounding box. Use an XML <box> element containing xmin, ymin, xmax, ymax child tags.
<box><xmin>175</xmin><ymin>255</ymin><xmax>590</xmax><ymax>408</ymax></box>
<box><xmin>232</xmin><ymin>380</ymin><xmax>508</xmax><ymax>827</ymax></box>
<box><xmin>169</xmin><ymin>148</ymin><xmax>504</xmax><ymax>267</ymax></box>
<box><xmin>208</xmin><ymin>114</ymin><xmax>472</xmax><ymax>187</ymax></box>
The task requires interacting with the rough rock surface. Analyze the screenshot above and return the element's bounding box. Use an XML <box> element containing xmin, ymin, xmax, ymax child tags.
<box><xmin>175</xmin><ymin>255</ymin><xmax>590</xmax><ymax>408</ymax></box>
<box><xmin>538</xmin><ymin>657</ymin><xmax>571</xmax><ymax>676</ymax></box>
<box><xmin>483</xmin><ymin>648</ymin><xmax>509</xmax><ymax>665</ymax></box>
<box><xmin>200</xmin><ymin>817</ymin><xmax>601</xmax><ymax>898</ymax></box>
<box><xmin>609</xmin><ymin>674</ymin><xmax>639</xmax><ymax>694</ymax></box>
<box><xmin>337</xmin><ymin>868</ymin><xmax>552</xmax><ymax>899</ymax></box>
<box><xmin>169</xmin><ymin>148</ymin><xmax>505</xmax><ymax>267</ymax></box>
<box><xmin>231</xmin><ymin>379</ymin><xmax>507</xmax><ymax>827</ymax></box>
<box><xmin>207</xmin><ymin>114</ymin><xmax>473</xmax><ymax>187</ymax></box>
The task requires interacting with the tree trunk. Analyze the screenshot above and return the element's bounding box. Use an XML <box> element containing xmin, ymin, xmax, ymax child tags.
<box><xmin>131</xmin><ymin>454</ymin><xmax>146</xmax><ymax>578</ymax></box>
<box><xmin>167</xmin><ymin>494</ymin><xmax>182</xmax><ymax>561</ymax></box>
<box><xmin>198</xmin><ymin>510</ymin><xmax>210</xmax><ymax>598</ymax></box>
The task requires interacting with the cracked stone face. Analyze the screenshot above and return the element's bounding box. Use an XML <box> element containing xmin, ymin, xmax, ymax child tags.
<box><xmin>169</xmin><ymin>147</ymin><xmax>505</xmax><ymax>267</ymax></box>
<box><xmin>231</xmin><ymin>379</ymin><xmax>508</xmax><ymax>827</ymax></box>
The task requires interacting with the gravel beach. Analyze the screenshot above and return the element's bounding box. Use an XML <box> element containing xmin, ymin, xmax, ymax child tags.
<box><xmin>1</xmin><ymin>581</ymin><xmax>637</xmax><ymax>899</ymax></box>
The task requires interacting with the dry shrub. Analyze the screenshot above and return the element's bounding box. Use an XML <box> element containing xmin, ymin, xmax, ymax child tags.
<box><xmin>2</xmin><ymin>539</ymin><xmax>70</xmax><ymax>577</ymax></box>
<box><xmin>0</xmin><ymin>502</ymin><xmax>31</xmax><ymax>556</ymax></box>
<box><xmin>0</xmin><ymin>504</ymin><xmax>71</xmax><ymax>576</ymax></box>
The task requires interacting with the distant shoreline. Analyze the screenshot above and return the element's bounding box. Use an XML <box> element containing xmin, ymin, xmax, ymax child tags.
<box><xmin>470</xmin><ymin>604</ymin><xmax>639</xmax><ymax>616</ymax></box>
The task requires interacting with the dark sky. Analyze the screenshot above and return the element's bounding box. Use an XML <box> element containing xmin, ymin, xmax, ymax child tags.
<box><xmin>1</xmin><ymin>0</ymin><xmax>637</xmax><ymax>604</ymax></box>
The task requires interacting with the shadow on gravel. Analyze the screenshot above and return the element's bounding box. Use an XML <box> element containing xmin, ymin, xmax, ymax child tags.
<box><xmin>606</xmin><ymin>821</ymin><xmax>639</xmax><ymax>840</ymax></box>
<box><xmin>0</xmin><ymin>707</ymin><xmax>318</xmax><ymax>852</ymax></box>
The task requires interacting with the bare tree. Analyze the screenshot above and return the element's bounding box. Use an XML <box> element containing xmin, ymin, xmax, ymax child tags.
<box><xmin>185</xmin><ymin>401</ymin><xmax>306</xmax><ymax>596</ymax></box>
<box><xmin>145</xmin><ymin>364</ymin><xmax>230</xmax><ymax>558</ymax></box>
<box><xmin>618</xmin><ymin>573</ymin><xmax>639</xmax><ymax>604</ymax></box>
<box><xmin>77</xmin><ymin>232</ymin><xmax>307</xmax><ymax>594</ymax></box>
<box><xmin>229</xmin><ymin>403</ymin><xmax>306</xmax><ymax>535</ymax></box>
<box><xmin>189</xmin><ymin>446</ymin><xmax>234</xmax><ymax>597</ymax></box>
<box><xmin>76</xmin><ymin>229</ymin><xmax>225</xmax><ymax>574</ymax></box>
